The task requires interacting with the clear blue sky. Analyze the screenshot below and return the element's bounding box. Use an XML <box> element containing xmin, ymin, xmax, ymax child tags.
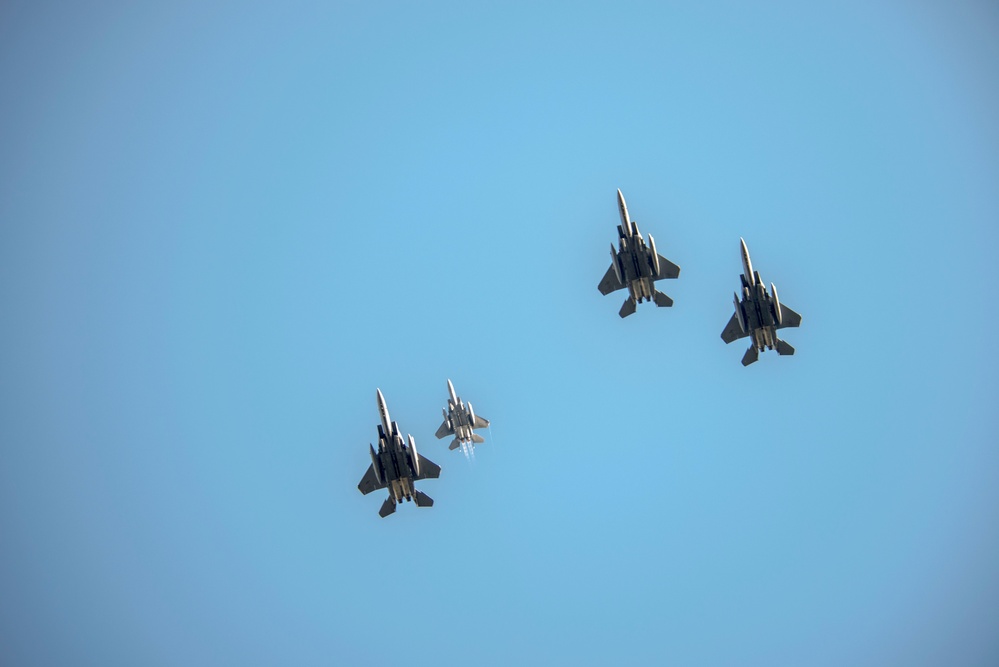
<box><xmin>1</xmin><ymin>2</ymin><xmax>997</xmax><ymax>665</ymax></box>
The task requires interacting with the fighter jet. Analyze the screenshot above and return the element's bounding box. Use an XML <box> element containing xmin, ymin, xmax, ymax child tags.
<box><xmin>434</xmin><ymin>379</ymin><xmax>489</xmax><ymax>451</ymax></box>
<box><xmin>598</xmin><ymin>189</ymin><xmax>681</xmax><ymax>317</ymax></box>
<box><xmin>721</xmin><ymin>238</ymin><xmax>802</xmax><ymax>366</ymax></box>
<box><xmin>357</xmin><ymin>389</ymin><xmax>441</xmax><ymax>517</ymax></box>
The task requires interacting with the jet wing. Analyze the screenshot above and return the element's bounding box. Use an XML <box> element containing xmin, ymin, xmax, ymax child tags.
<box><xmin>415</xmin><ymin>454</ymin><xmax>441</xmax><ymax>480</ymax></box>
<box><xmin>721</xmin><ymin>313</ymin><xmax>749</xmax><ymax>343</ymax></box>
<box><xmin>358</xmin><ymin>464</ymin><xmax>384</xmax><ymax>495</ymax></box>
<box><xmin>598</xmin><ymin>264</ymin><xmax>626</xmax><ymax>295</ymax></box>
<box><xmin>655</xmin><ymin>256</ymin><xmax>680</xmax><ymax>280</ymax></box>
<box><xmin>777</xmin><ymin>304</ymin><xmax>802</xmax><ymax>329</ymax></box>
<box><xmin>434</xmin><ymin>419</ymin><xmax>453</xmax><ymax>440</ymax></box>
<box><xmin>472</xmin><ymin>415</ymin><xmax>490</xmax><ymax>429</ymax></box>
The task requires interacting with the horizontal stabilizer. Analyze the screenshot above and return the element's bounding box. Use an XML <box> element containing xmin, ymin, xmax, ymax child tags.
<box><xmin>742</xmin><ymin>346</ymin><xmax>760</xmax><ymax>366</ymax></box>
<box><xmin>776</xmin><ymin>340</ymin><xmax>795</xmax><ymax>356</ymax></box>
<box><xmin>414</xmin><ymin>490</ymin><xmax>434</xmax><ymax>508</ymax></box>
<box><xmin>653</xmin><ymin>290</ymin><xmax>673</xmax><ymax>308</ymax></box>
<box><xmin>470</xmin><ymin>433</ymin><xmax>485</xmax><ymax>444</ymax></box>
<box><xmin>449</xmin><ymin>438</ymin><xmax>462</xmax><ymax>450</ymax></box>
<box><xmin>619</xmin><ymin>297</ymin><xmax>637</xmax><ymax>318</ymax></box>
<box><xmin>378</xmin><ymin>499</ymin><xmax>396</xmax><ymax>518</ymax></box>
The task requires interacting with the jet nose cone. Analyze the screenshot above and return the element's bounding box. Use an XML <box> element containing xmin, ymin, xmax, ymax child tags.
<box><xmin>376</xmin><ymin>388</ymin><xmax>385</xmax><ymax>406</ymax></box>
<box><xmin>739</xmin><ymin>238</ymin><xmax>756</xmax><ymax>286</ymax></box>
<box><xmin>616</xmin><ymin>189</ymin><xmax>631</xmax><ymax>231</ymax></box>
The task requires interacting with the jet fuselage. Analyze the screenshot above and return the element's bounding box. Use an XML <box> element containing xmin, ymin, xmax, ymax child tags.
<box><xmin>738</xmin><ymin>272</ymin><xmax>780</xmax><ymax>352</ymax></box>
<box><xmin>615</xmin><ymin>222</ymin><xmax>658</xmax><ymax>304</ymax></box>
<box><xmin>373</xmin><ymin>424</ymin><xmax>419</xmax><ymax>504</ymax></box>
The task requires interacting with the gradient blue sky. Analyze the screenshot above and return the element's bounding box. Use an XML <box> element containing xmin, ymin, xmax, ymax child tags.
<box><xmin>1</xmin><ymin>2</ymin><xmax>997</xmax><ymax>666</ymax></box>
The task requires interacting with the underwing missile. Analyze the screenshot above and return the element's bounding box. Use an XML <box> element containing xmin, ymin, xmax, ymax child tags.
<box><xmin>734</xmin><ymin>293</ymin><xmax>747</xmax><ymax>333</ymax></box>
<box><xmin>771</xmin><ymin>282</ymin><xmax>782</xmax><ymax>325</ymax></box>
<box><xmin>408</xmin><ymin>434</ymin><xmax>420</xmax><ymax>477</ymax></box>
<box><xmin>369</xmin><ymin>444</ymin><xmax>382</xmax><ymax>485</ymax></box>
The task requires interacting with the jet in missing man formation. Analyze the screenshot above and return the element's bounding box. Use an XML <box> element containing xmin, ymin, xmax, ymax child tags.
<box><xmin>721</xmin><ymin>238</ymin><xmax>802</xmax><ymax>366</ymax></box>
<box><xmin>435</xmin><ymin>379</ymin><xmax>489</xmax><ymax>451</ymax></box>
<box><xmin>598</xmin><ymin>189</ymin><xmax>681</xmax><ymax>318</ymax></box>
<box><xmin>358</xmin><ymin>389</ymin><xmax>441</xmax><ymax>517</ymax></box>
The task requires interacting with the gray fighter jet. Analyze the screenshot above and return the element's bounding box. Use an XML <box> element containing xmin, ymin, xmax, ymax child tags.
<box><xmin>598</xmin><ymin>189</ymin><xmax>681</xmax><ymax>317</ymax></box>
<box><xmin>721</xmin><ymin>238</ymin><xmax>802</xmax><ymax>366</ymax></box>
<box><xmin>434</xmin><ymin>379</ymin><xmax>489</xmax><ymax>451</ymax></box>
<box><xmin>358</xmin><ymin>389</ymin><xmax>441</xmax><ymax>517</ymax></box>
